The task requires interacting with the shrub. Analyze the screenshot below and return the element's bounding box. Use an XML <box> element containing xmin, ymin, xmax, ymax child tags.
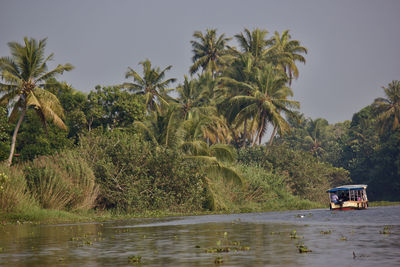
<box><xmin>238</xmin><ymin>145</ymin><xmax>350</xmax><ymax>203</ymax></box>
<box><xmin>24</xmin><ymin>151</ymin><xmax>98</xmax><ymax>211</ymax></box>
<box><xmin>78</xmin><ymin>131</ymin><xmax>206</xmax><ymax>213</ymax></box>
<box><xmin>0</xmin><ymin>163</ymin><xmax>36</xmax><ymax>212</ymax></box>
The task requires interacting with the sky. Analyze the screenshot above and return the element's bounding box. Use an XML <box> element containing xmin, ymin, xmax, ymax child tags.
<box><xmin>1</xmin><ymin>0</ymin><xmax>399</xmax><ymax>123</ymax></box>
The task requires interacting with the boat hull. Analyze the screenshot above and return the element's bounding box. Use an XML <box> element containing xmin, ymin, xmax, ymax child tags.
<box><xmin>330</xmin><ymin>201</ymin><xmax>368</xmax><ymax>210</ymax></box>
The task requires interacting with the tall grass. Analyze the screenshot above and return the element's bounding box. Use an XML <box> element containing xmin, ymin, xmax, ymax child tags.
<box><xmin>24</xmin><ymin>151</ymin><xmax>98</xmax><ymax>211</ymax></box>
<box><xmin>0</xmin><ymin>163</ymin><xmax>37</xmax><ymax>212</ymax></box>
<box><xmin>208</xmin><ymin>164</ymin><xmax>322</xmax><ymax>212</ymax></box>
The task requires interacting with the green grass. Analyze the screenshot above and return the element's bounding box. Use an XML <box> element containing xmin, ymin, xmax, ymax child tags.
<box><xmin>0</xmin><ymin>162</ymin><xmax>325</xmax><ymax>225</ymax></box>
<box><xmin>368</xmin><ymin>201</ymin><xmax>400</xmax><ymax>207</ymax></box>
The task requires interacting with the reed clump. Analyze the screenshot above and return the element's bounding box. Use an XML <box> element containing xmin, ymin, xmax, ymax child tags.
<box><xmin>24</xmin><ymin>150</ymin><xmax>98</xmax><ymax>211</ymax></box>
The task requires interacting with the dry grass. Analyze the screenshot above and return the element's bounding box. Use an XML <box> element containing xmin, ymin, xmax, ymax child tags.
<box><xmin>24</xmin><ymin>150</ymin><xmax>99</xmax><ymax>211</ymax></box>
<box><xmin>0</xmin><ymin>164</ymin><xmax>37</xmax><ymax>212</ymax></box>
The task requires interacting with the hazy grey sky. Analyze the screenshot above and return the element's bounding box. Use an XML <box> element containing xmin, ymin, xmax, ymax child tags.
<box><xmin>1</xmin><ymin>0</ymin><xmax>399</xmax><ymax>123</ymax></box>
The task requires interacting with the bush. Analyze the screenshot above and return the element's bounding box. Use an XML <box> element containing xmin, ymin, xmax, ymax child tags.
<box><xmin>205</xmin><ymin>163</ymin><xmax>321</xmax><ymax>212</ymax></box>
<box><xmin>0</xmin><ymin>163</ymin><xmax>36</xmax><ymax>212</ymax></box>
<box><xmin>24</xmin><ymin>151</ymin><xmax>98</xmax><ymax>211</ymax></box>
<box><xmin>238</xmin><ymin>145</ymin><xmax>351</xmax><ymax>203</ymax></box>
<box><xmin>78</xmin><ymin>131</ymin><xmax>206</xmax><ymax>213</ymax></box>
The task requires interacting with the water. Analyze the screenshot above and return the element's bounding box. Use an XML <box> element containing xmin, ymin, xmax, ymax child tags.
<box><xmin>1</xmin><ymin>206</ymin><xmax>399</xmax><ymax>266</ymax></box>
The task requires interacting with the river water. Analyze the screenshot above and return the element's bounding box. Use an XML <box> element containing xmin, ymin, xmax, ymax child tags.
<box><xmin>0</xmin><ymin>206</ymin><xmax>399</xmax><ymax>266</ymax></box>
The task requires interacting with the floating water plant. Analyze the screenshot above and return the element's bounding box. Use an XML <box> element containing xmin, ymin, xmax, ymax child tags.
<box><xmin>290</xmin><ymin>230</ymin><xmax>302</xmax><ymax>239</ymax></box>
<box><xmin>339</xmin><ymin>236</ymin><xmax>347</xmax><ymax>241</ymax></box>
<box><xmin>204</xmin><ymin>237</ymin><xmax>250</xmax><ymax>254</ymax></box>
<box><xmin>270</xmin><ymin>232</ymin><xmax>281</xmax><ymax>235</ymax></box>
<box><xmin>214</xmin><ymin>256</ymin><xmax>223</xmax><ymax>264</ymax></box>
<box><xmin>297</xmin><ymin>243</ymin><xmax>312</xmax><ymax>253</ymax></box>
<box><xmin>205</xmin><ymin>247</ymin><xmax>231</xmax><ymax>253</ymax></box>
<box><xmin>320</xmin><ymin>230</ymin><xmax>332</xmax><ymax>235</ymax></box>
<box><xmin>128</xmin><ymin>255</ymin><xmax>142</xmax><ymax>264</ymax></box>
<box><xmin>379</xmin><ymin>226</ymin><xmax>391</xmax><ymax>235</ymax></box>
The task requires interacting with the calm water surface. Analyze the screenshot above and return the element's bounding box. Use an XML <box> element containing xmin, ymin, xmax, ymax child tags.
<box><xmin>0</xmin><ymin>206</ymin><xmax>399</xmax><ymax>266</ymax></box>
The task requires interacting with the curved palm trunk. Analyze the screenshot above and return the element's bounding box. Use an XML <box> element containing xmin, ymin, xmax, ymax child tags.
<box><xmin>252</xmin><ymin>119</ymin><xmax>266</xmax><ymax>147</ymax></box>
<box><xmin>242</xmin><ymin>118</ymin><xmax>247</xmax><ymax>148</ymax></box>
<box><xmin>268</xmin><ymin>125</ymin><xmax>278</xmax><ymax>146</ymax></box>
<box><xmin>8</xmin><ymin>107</ymin><xmax>26</xmax><ymax>166</ymax></box>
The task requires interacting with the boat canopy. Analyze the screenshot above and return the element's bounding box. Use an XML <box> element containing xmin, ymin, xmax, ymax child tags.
<box><xmin>326</xmin><ymin>184</ymin><xmax>367</xmax><ymax>193</ymax></box>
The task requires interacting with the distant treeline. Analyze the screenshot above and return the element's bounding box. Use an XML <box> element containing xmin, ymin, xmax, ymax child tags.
<box><xmin>0</xmin><ymin>30</ymin><xmax>399</xmax><ymax>218</ymax></box>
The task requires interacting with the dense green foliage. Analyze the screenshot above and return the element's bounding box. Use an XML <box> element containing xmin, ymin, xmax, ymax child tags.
<box><xmin>0</xmin><ymin>106</ymin><xmax>10</xmax><ymax>161</ymax></box>
<box><xmin>0</xmin><ymin>31</ymin><xmax>399</xmax><ymax>222</ymax></box>
<box><xmin>340</xmin><ymin>105</ymin><xmax>400</xmax><ymax>200</ymax></box>
<box><xmin>78</xmin><ymin>131</ymin><xmax>206</xmax><ymax>213</ymax></box>
<box><xmin>238</xmin><ymin>145</ymin><xmax>350</xmax><ymax>202</ymax></box>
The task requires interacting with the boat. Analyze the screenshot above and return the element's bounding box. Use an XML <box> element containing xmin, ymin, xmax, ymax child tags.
<box><xmin>327</xmin><ymin>184</ymin><xmax>368</xmax><ymax>210</ymax></box>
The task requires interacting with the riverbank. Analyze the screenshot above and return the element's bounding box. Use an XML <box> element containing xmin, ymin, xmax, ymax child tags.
<box><xmin>2</xmin><ymin>201</ymin><xmax>399</xmax><ymax>225</ymax></box>
<box><xmin>1</xmin><ymin>201</ymin><xmax>325</xmax><ymax>225</ymax></box>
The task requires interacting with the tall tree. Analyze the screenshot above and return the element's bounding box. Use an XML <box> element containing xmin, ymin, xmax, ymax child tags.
<box><xmin>234</xmin><ymin>28</ymin><xmax>272</xmax><ymax>66</ymax></box>
<box><xmin>0</xmin><ymin>37</ymin><xmax>73</xmax><ymax>166</ymax></box>
<box><xmin>304</xmin><ymin>118</ymin><xmax>328</xmax><ymax>158</ymax></box>
<box><xmin>230</xmin><ymin>64</ymin><xmax>299</xmax><ymax>146</ymax></box>
<box><xmin>176</xmin><ymin>75</ymin><xmax>215</xmax><ymax>120</ymax></box>
<box><xmin>85</xmin><ymin>86</ymin><xmax>145</xmax><ymax>131</ymax></box>
<box><xmin>220</xmin><ymin>53</ymin><xmax>258</xmax><ymax>147</ymax></box>
<box><xmin>190</xmin><ymin>29</ymin><xmax>231</xmax><ymax>77</ymax></box>
<box><xmin>270</xmin><ymin>30</ymin><xmax>307</xmax><ymax>85</ymax></box>
<box><xmin>123</xmin><ymin>59</ymin><xmax>176</xmax><ymax>112</ymax></box>
<box><xmin>373</xmin><ymin>80</ymin><xmax>400</xmax><ymax>134</ymax></box>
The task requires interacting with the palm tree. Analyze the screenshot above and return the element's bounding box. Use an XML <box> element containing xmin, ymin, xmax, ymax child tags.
<box><xmin>304</xmin><ymin>118</ymin><xmax>328</xmax><ymax>158</ymax></box>
<box><xmin>220</xmin><ymin>53</ymin><xmax>257</xmax><ymax>147</ymax></box>
<box><xmin>123</xmin><ymin>59</ymin><xmax>176</xmax><ymax>112</ymax></box>
<box><xmin>269</xmin><ymin>30</ymin><xmax>307</xmax><ymax>85</ymax></box>
<box><xmin>234</xmin><ymin>28</ymin><xmax>273</xmax><ymax>66</ymax></box>
<box><xmin>373</xmin><ymin>80</ymin><xmax>400</xmax><ymax>134</ymax></box>
<box><xmin>176</xmin><ymin>75</ymin><xmax>215</xmax><ymax>120</ymax></box>
<box><xmin>134</xmin><ymin>106</ymin><xmax>242</xmax><ymax>210</ymax></box>
<box><xmin>230</xmin><ymin>64</ymin><xmax>299</xmax><ymax>146</ymax></box>
<box><xmin>0</xmin><ymin>37</ymin><xmax>73</xmax><ymax>166</ymax></box>
<box><xmin>190</xmin><ymin>29</ymin><xmax>232</xmax><ymax>77</ymax></box>
<box><xmin>133</xmin><ymin>105</ymin><xmax>183</xmax><ymax>149</ymax></box>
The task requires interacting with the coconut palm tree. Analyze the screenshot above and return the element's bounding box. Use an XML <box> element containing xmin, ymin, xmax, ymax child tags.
<box><xmin>234</xmin><ymin>28</ymin><xmax>273</xmax><ymax>66</ymax></box>
<box><xmin>123</xmin><ymin>59</ymin><xmax>176</xmax><ymax>112</ymax></box>
<box><xmin>219</xmin><ymin>53</ymin><xmax>258</xmax><ymax>147</ymax></box>
<box><xmin>373</xmin><ymin>80</ymin><xmax>400</xmax><ymax>134</ymax></box>
<box><xmin>230</xmin><ymin>64</ymin><xmax>299</xmax><ymax>146</ymax></box>
<box><xmin>133</xmin><ymin>105</ymin><xmax>183</xmax><ymax>148</ymax></box>
<box><xmin>0</xmin><ymin>37</ymin><xmax>73</xmax><ymax>166</ymax></box>
<box><xmin>304</xmin><ymin>118</ymin><xmax>328</xmax><ymax>158</ymax></box>
<box><xmin>190</xmin><ymin>29</ymin><xmax>231</xmax><ymax>77</ymax></box>
<box><xmin>269</xmin><ymin>30</ymin><xmax>307</xmax><ymax>85</ymax></box>
<box><xmin>134</xmin><ymin>106</ymin><xmax>242</xmax><ymax>210</ymax></box>
<box><xmin>176</xmin><ymin>75</ymin><xmax>216</xmax><ymax>120</ymax></box>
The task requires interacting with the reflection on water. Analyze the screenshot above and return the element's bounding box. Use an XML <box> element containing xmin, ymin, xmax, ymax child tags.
<box><xmin>0</xmin><ymin>206</ymin><xmax>399</xmax><ymax>266</ymax></box>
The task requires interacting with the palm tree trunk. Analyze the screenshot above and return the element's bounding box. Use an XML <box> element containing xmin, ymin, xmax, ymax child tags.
<box><xmin>268</xmin><ymin>125</ymin><xmax>278</xmax><ymax>146</ymax></box>
<box><xmin>8</xmin><ymin>107</ymin><xmax>26</xmax><ymax>166</ymax></box>
<box><xmin>242</xmin><ymin>118</ymin><xmax>247</xmax><ymax>148</ymax></box>
<box><xmin>252</xmin><ymin>125</ymin><xmax>264</xmax><ymax>147</ymax></box>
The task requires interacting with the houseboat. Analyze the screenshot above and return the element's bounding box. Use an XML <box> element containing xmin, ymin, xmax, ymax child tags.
<box><xmin>327</xmin><ymin>184</ymin><xmax>368</xmax><ymax>210</ymax></box>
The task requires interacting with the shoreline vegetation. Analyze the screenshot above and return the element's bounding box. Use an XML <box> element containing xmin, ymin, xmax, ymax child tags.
<box><xmin>1</xmin><ymin>201</ymin><xmax>399</xmax><ymax>225</ymax></box>
<box><xmin>1</xmin><ymin>32</ymin><xmax>399</xmax><ymax>225</ymax></box>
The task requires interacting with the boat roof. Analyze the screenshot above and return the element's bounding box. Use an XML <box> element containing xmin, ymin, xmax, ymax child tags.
<box><xmin>326</xmin><ymin>184</ymin><xmax>367</xmax><ymax>193</ymax></box>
